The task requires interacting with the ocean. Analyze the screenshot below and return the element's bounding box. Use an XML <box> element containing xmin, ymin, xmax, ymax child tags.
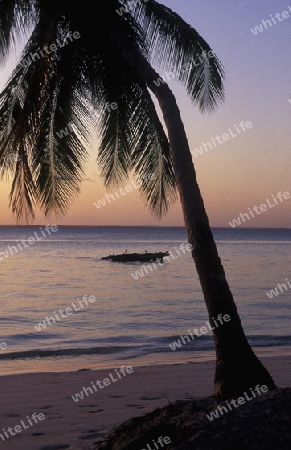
<box><xmin>0</xmin><ymin>226</ymin><xmax>290</xmax><ymax>375</ymax></box>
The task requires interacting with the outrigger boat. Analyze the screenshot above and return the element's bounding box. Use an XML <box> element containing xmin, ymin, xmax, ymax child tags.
<box><xmin>101</xmin><ymin>250</ymin><xmax>169</xmax><ymax>263</ymax></box>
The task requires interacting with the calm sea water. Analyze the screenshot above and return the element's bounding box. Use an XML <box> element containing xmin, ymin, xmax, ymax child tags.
<box><xmin>0</xmin><ymin>226</ymin><xmax>290</xmax><ymax>374</ymax></box>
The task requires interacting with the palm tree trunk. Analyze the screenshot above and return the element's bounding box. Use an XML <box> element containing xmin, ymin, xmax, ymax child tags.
<box><xmin>138</xmin><ymin>60</ymin><xmax>276</xmax><ymax>397</ymax></box>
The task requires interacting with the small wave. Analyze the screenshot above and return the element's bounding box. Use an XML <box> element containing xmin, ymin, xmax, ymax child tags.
<box><xmin>0</xmin><ymin>335</ymin><xmax>290</xmax><ymax>361</ymax></box>
<box><xmin>247</xmin><ymin>335</ymin><xmax>291</xmax><ymax>347</ymax></box>
<box><xmin>0</xmin><ymin>345</ymin><xmax>131</xmax><ymax>361</ymax></box>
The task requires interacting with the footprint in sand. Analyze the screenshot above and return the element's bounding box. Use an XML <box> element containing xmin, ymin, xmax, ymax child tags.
<box><xmin>40</xmin><ymin>445</ymin><xmax>70</xmax><ymax>450</ymax></box>
<box><xmin>4</xmin><ymin>413</ymin><xmax>20</xmax><ymax>417</ymax></box>
<box><xmin>77</xmin><ymin>404</ymin><xmax>99</xmax><ymax>408</ymax></box>
<box><xmin>140</xmin><ymin>396</ymin><xmax>165</xmax><ymax>400</ymax></box>
<box><xmin>86</xmin><ymin>409</ymin><xmax>104</xmax><ymax>413</ymax></box>
<box><xmin>125</xmin><ymin>404</ymin><xmax>146</xmax><ymax>409</ymax></box>
<box><xmin>78</xmin><ymin>431</ymin><xmax>107</xmax><ymax>440</ymax></box>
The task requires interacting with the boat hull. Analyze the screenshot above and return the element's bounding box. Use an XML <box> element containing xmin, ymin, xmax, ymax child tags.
<box><xmin>101</xmin><ymin>252</ymin><xmax>169</xmax><ymax>263</ymax></box>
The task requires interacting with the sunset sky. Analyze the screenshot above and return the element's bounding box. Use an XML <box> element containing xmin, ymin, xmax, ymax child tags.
<box><xmin>1</xmin><ymin>0</ymin><xmax>291</xmax><ymax>227</ymax></box>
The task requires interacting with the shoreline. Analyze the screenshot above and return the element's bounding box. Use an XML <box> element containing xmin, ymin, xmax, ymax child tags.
<box><xmin>1</xmin><ymin>345</ymin><xmax>291</xmax><ymax>376</ymax></box>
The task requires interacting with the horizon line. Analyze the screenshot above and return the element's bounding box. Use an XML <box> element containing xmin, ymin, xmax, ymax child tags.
<box><xmin>0</xmin><ymin>225</ymin><xmax>290</xmax><ymax>229</ymax></box>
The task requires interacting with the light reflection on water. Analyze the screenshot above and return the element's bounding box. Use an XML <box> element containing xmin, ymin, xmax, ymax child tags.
<box><xmin>0</xmin><ymin>226</ymin><xmax>290</xmax><ymax>373</ymax></box>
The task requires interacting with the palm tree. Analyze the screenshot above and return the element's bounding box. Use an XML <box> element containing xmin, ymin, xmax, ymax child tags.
<box><xmin>0</xmin><ymin>0</ymin><xmax>276</xmax><ymax>396</ymax></box>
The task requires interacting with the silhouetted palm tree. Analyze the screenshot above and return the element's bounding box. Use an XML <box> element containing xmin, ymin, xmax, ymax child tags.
<box><xmin>0</xmin><ymin>0</ymin><xmax>276</xmax><ymax>396</ymax></box>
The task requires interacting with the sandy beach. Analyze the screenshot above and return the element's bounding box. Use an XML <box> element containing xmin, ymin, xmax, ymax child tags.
<box><xmin>0</xmin><ymin>354</ymin><xmax>289</xmax><ymax>450</ymax></box>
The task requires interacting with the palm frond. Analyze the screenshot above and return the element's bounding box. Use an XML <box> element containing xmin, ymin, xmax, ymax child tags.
<box><xmin>0</xmin><ymin>0</ymin><xmax>36</xmax><ymax>65</ymax></box>
<box><xmin>130</xmin><ymin>84</ymin><xmax>177</xmax><ymax>218</ymax></box>
<box><xmin>93</xmin><ymin>50</ymin><xmax>137</xmax><ymax>188</ymax></box>
<box><xmin>32</xmin><ymin>79</ymin><xmax>90</xmax><ymax>217</ymax></box>
<box><xmin>9</xmin><ymin>142</ymin><xmax>35</xmax><ymax>224</ymax></box>
<box><xmin>0</xmin><ymin>13</ymin><xmax>91</xmax><ymax>220</ymax></box>
<box><xmin>133</xmin><ymin>0</ymin><xmax>225</xmax><ymax>113</ymax></box>
<box><xmin>0</xmin><ymin>0</ymin><xmax>223</xmax><ymax>222</ymax></box>
<box><xmin>28</xmin><ymin>34</ymin><xmax>92</xmax><ymax>217</ymax></box>
<box><xmin>83</xmin><ymin>29</ymin><xmax>177</xmax><ymax>217</ymax></box>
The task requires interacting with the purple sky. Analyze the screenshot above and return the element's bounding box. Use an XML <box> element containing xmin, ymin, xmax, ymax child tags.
<box><xmin>0</xmin><ymin>0</ymin><xmax>291</xmax><ymax>227</ymax></box>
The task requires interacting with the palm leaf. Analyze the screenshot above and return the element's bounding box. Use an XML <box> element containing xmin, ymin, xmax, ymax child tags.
<box><xmin>9</xmin><ymin>142</ymin><xmax>36</xmax><ymax>224</ymax></box>
<box><xmin>0</xmin><ymin>0</ymin><xmax>36</xmax><ymax>65</ymax></box>
<box><xmin>133</xmin><ymin>0</ymin><xmax>225</xmax><ymax>112</ymax></box>
<box><xmin>0</xmin><ymin>13</ymin><xmax>91</xmax><ymax>219</ymax></box>
<box><xmin>90</xmin><ymin>36</ymin><xmax>177</xmax><ymax>217</ymax></box>
<box><xmin>0</xmin><ymin>0</ymin><xmax>224</xmax><ymax>222</ymax></box>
